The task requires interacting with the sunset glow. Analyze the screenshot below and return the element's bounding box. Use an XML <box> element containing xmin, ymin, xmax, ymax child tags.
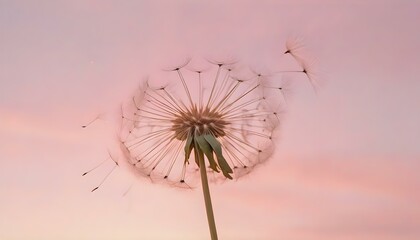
<box><xmin>1</xmin><ymin>1</ymin><xmax>420</xmax><ymax>239</ymax></box>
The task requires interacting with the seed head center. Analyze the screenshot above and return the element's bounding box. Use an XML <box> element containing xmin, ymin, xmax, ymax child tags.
<box><xmin>171</xmin><ymin>107</ymin><xmax>228</xmax><ymax>140</ymax></box>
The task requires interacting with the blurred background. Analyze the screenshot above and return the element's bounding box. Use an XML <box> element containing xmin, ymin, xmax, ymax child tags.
<box><xmin>1</xmin><ymin>0</ymin><xmax>419</xmax><ymax>239</ymax></box>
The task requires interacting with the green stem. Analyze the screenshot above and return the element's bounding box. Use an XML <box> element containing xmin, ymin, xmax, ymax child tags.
<box><xmin>197</xmin><ymin>149</ymin><xmax>218</xmax><ymax>240</ymax></box>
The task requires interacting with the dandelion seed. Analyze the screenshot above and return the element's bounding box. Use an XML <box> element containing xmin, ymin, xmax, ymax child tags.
<box><xmin>81</xmin><ymin>114</ymin><xmax>101</xmax><ymax>128</ymax></box>
<box><xmin>284</xmin><ymin>36</ymin><xmax>305</xmax><ymax>56</ymax></box>
<box><xmin>83</xmin><ymin>150</ymin><xmax>119</xmax><ymax>192</ymax></box>
<box><xmin>299</xmin><ymin>57</ymin><xmax>322</xmax><ymax>93</ymax></box>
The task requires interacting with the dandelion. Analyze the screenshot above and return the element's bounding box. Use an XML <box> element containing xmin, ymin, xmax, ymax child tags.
<box><xmin>119</xmin><ymin>61</ymin><xmax>279</xmax><ymax>184</ymax></box>
<box><xmin>83</xmin><ymin>42</ymin><xmax>316</xmax><ymax>240</ymax></box>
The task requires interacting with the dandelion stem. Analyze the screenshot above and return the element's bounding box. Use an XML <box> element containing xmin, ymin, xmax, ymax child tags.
<box><xmin>197</xmin><ymin>148</ymin><xmax>218</xmax><ymax>240</ymax></box>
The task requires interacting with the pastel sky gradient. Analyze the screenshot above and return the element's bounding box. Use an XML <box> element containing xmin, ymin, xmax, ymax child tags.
<box><xmin>1</xmin><ymin>1</ymin><xmax>420</xmax><ymax>239</ymax></box>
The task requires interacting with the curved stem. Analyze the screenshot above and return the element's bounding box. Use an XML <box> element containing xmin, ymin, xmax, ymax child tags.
<box><xmin>197</xmin><ymin>149</ymin><xmax>218</xmax><ymax>240</ymax></box>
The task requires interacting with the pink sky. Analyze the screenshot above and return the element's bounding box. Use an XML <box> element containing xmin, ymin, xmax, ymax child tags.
<box><xmin>1</xmin><ymin>1</ymin><xmax>420</xmax><ymax>239</ymax></box>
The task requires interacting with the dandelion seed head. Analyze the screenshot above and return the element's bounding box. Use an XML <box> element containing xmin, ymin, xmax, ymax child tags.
<box><xmin>100</xmin><ymin>55</ymin><xmax>315</xmax><ymax>188</ymax></box>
